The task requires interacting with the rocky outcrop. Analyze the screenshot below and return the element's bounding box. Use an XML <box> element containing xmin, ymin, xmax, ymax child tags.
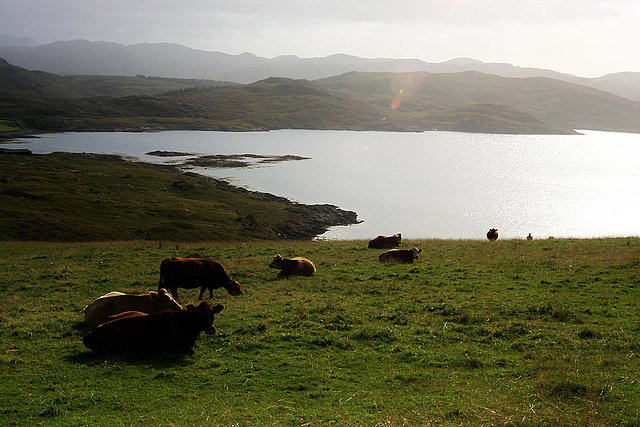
<box><xmin>193</xmin><ymin>174</ymin><xmax>360</xmax><ymax>240</ymax></box>
<box><xmin>275</xmin><ymin>204</ymin><xmax>360</xmax><ymax>240</ymax></box>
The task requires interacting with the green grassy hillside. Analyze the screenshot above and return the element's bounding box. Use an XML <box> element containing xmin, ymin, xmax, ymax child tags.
<box><xmin>1</xmin><ymin>237</ymin><xmax>638</xmax><ymax>425</ymax></box>
<box><xmin>0</xmin><ymin>152</ymin><xmax>357</xmax><ymax>241</ymax></box>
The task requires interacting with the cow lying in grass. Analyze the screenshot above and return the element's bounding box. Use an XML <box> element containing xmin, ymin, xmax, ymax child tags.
<box><xmin>379</xmin><ymin>248</ymin><xmax>423</xmax><ymax>264</ymax></box>
<box><xmin>368</xmin><ymin>233</ymin><xmax>402</xmax><ymax>249</ymax></box>
<box><xmin>84</xmin><ymin>289</ymin><xmax>182</xmax><ymax>329</ymax></box>
<box><xmin>159</xmin><ymin>257</ymin><xmax>242</xmax><ymax>301</ymax></box>
<box><xmin>83</xmin><ymin>301</ymin><xmax>224</xmax><ymax>356</ymax></box>
<box><xmin>269</xmin><ymin>255</ymin><xmax>316</xmax><ymax>278</ymax></box>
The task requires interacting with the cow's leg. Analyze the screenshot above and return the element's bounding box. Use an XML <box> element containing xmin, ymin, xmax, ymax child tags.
<box><xmin>199</xmin><ymin>286</ymin><xmax>206</xmax><ymax>300</ymax></box>
<box><xmin>209</xmin><ymin>287</ymin><xmax>214</xmax><ymax>298</ymax></box>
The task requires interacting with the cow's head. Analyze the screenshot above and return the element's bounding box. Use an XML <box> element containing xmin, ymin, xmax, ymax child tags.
<box><xmin>187</xmin><ymin>301</ymin><xmax>225</xmax><ymax>335</ymax></box>
<box><xmin>224</xmin><ymin>280</ymin><xmax>243</xmax><ymax>296</ymax></box>
<box><xmin>411</xmin><ymin>248</ymin><xmax>423</xmax><ymax>259</ymax></box>
<box><xmin>151</xmin><ymin>288</ymin><xmax>183</xmax><ymax>311</ymax></box>
<box><xmin>269</xmin><ymin>255</ymin><xmax>283</xmax><ymax>269</ymax></box>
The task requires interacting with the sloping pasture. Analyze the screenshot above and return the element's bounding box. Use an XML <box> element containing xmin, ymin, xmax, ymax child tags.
<box><xmin>1</xmin><ymin>238</ymin><xmax>638</xmax><ymax>425</ymax></box>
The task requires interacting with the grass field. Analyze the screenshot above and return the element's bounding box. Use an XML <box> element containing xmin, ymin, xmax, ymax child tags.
<box><xmin>1</xmin><ymin>237</ymin><xmax>638</xmax><ymax>426</ymax></box>
<box><xmin>0</xmin><ymin>120</ymin><xmax>21</xmax><ymax>132</ymax></box>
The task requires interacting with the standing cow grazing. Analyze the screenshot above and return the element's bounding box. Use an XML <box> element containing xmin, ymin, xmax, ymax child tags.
<box><xmin>159</xmin><ymin>257</ymin><xmax>242</xmax><ymax>301</ymax></box>
<box><xmin>486</xmin><ymin>228</ymin><xmax>499</xmax><ymax>241</ymax></box>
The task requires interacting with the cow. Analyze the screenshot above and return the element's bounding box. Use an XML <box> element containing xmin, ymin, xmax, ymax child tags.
<box><xmin>368</xmin><ymin>233</ymin><xmax>402</xmax><ymax>249</ymax></box>
<box><xmin>84</xmin><ymin>289</ymin><xmax>182</xmax><ymax>329</ymax></box>
<box><xmin>104</xmin><ymin>310</ymin><xmax>149</xmax><ymax>323</ymax></box>
<box><xmin>269</xmin><ymin>255</ymin><xmax>316</xmax><ymax>278</ymax></box>
<box><xmin>158</xmin><ymin>257</ymin><xmax>242</xmax><ymax>301</ymax></box>
<box><xmin>487</xmin><ymin>228</ymin><xmax>499</xmax><ymax>241</ymax></box>
<box><xmin>379</xmin><ymin>247</ymin><xmax>423</xmax><ymax>263</ymax></box>
<box><xmin>83</xmin><ymin>301</ymin><xmax>225</xmax><ymax>356</ymax></box>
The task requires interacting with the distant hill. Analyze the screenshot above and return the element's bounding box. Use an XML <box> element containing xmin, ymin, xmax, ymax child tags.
<box><xmin>5</xmin><ymin>60</ymin><xmax>640</xmax><ymax>134</ymax></box>
<box><xmin>316</xmin><ymin>71</ymin><xmax>640</xmax><ymax>134</ymax></box>
<box><xmin>0</xmin><ymin>57</ymin><xmax>98</xmax><ymax>98</ymax></box>
<box><xmin>0</xmin><ymin>76</ymin><xmax>393</xmax><ymax>133</ymax></box>
<box><xmin>0</xmin><ymin>57</ymin><xmax>236</xmax><ymax>98</ymax></box>
<box><xmin>0</xmin><ymin>34</ymin><xmax>38</xmax><ymax>47</ymax></box>
<box><xmin>1</xmin><ymin>39</ymin><xmax>640</xmax><ymax>101</ymax></box>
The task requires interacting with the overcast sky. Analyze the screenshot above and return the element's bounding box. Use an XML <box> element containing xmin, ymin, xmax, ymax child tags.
<box><xmin>2</xmin><ymin>0</ymin><xmax>639</xmax><ymax>77</ymax></box>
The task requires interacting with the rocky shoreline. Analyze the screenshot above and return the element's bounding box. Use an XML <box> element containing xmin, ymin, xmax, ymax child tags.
<box><xmin>194</xmin><ymin>173</ymin><xmax>360</xmax><ymax>240</ymax></box>
<box><xmin>146</xmin><ymin>152</ymin><xmax>361</xmax><ymax>239</ymax></box>
<box><xmin>276</xmin><ymin>203</ymin><xmax>360</xmax><ymax>240</ymax></box>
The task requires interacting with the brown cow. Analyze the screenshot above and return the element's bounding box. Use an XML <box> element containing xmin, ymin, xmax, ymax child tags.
<box><xmin>84</xmin><ymin>289</ymin><xmax>182</xmax><ymax>329</ymax></box>
<box><xmin>487</xmin><ymin>228</ymin><xmax>499</xmax><ymax>241</ymax></box>
<box><xmin>83</xmin><ymin>301</ymin><xmax>224</xmax><ymax>356</ymax></box>
<box><xmin>269</xmin><ymin>255</ymin><xmax>316</xmax><ymax>278</ymax></box>
<box><xmin>379</xmin><ymin>247</ymin><xmax>423</xmax><ymax>263</ymax></box>
<box><xmin>159</xmin><ymin>257</ymin><xmax>242</xmax><ymax>301</ymax></box>
<box><xmin>368</xmin><ymin>233</ymin><xmax>402</xmax><ymax>249</ymax></box>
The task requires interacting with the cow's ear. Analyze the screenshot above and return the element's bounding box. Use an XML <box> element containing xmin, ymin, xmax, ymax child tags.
<box><xmin>213</xmin><ymin>304</ymin><xmax>225</xmax><ymax>314</ymax></box>
<box><xmin>149</xmin><ymin>291</ymin><xmax>158</xmax><ymax>300</ymax></box>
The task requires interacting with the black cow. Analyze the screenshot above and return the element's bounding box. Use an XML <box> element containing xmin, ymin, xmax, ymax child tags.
<box><xmin>83</xmin><ymin>301</ymin><xmax>224</xmax><ymax>356</ymax></box>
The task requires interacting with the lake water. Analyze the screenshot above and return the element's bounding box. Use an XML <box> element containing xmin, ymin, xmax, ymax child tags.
<box><xmin>3</xmin><ymin>130</ymin><xmax>640</xmax><ymax>240</ymax></box>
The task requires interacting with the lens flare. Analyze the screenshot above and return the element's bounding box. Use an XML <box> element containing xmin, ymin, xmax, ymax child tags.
<box><xmin>391</xmin><ymin>95</ymin><xmax>402</xmax><ymax>109</ymax></box>
<box><xmin>391</xmin><ymin>89</ymin><xmax>404</xmax><ymax>109</ymax></box>
<box><xmin>388</xmin><ymin>73</ymin><xmax>425</xmax><ymax>111</ymax></box>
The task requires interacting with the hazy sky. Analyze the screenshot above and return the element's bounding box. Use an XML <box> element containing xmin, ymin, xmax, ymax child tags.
<box><xmin>2</xmin><ymin>0</ymin><xmax>639</xmax><ymax>77</ymax></box>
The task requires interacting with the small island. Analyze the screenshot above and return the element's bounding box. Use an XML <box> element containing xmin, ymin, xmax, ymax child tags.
<box><xmin>146</xmin><ymin>151</ymin><xmax>311</xmax><ymax>169</ymax></box>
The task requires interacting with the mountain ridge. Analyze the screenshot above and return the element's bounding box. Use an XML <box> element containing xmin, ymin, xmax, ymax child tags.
<box><xmin>0</xmin><ymin>57</ymin><xmax>236</xmax><ymax>98</ymax></box>
<box><xmin>4</xmin><ymin>61</ymin><xmax>640</xmax><ymax>134</ymax></box>
<box><xmin>2</xmin><ymin>48</ymin><xmax>640</xmax><ymax>135</ymax></box>
<box><xmin>1</xmin><ymin>38</ymin><xmax>639</xmax><ymax>101</ymax></box>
